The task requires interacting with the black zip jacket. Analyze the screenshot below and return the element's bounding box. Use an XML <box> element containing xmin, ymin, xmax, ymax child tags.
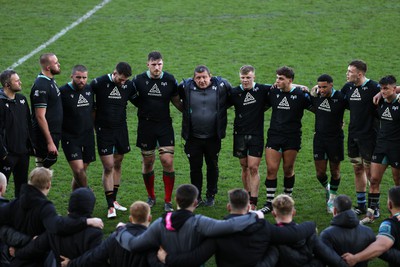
<box><xmin>0</xmin><ymin>90</ymin><xmax>33</xmax><ymax>158</ymax></box>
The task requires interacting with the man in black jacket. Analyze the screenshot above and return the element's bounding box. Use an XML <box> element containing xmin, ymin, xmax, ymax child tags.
<box><xmin>320</xmin><ymin>194</ymin><xmax>375</xmax><ymax>267</ymax></box>
<box><xmin>343</xmin><ymin>187</ymin><xmax>400</xmax><ymax>267</ymax></box>
<box><xmin>12</xmin><ymin>188</ymin><xmax>103</xmax><ymax>267</ymax></box>
<box><xmin>60</xmin><ymin>201</ymin><xmax>164</xmax><ymax>267</ymax></box>
<box><xmin>0</xmin><ymin>69</ymin><xmax>33</xmax><ymax>198</ymax></box>
<box><xmin>271</xmin><ymin>194</ymin><xmax>347</xmax><ymax>267</ymax></box>
<box><xmin>0</xmin><ymin>167</ymin><xmax>103</xmax><ymax>267</ymax></box>
<box><xmin>179</xmin><ymin>66</ymin><xmax>232</xmax><ymax>206</ymax></box>
<box><xmin>157</xmin><ymin>188</ymin><xmax>319</xmax><ymax>267</ymax></box>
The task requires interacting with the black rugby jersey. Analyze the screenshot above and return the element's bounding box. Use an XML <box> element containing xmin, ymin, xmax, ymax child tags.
<box><xmin>133</xmin><ymin>71</ymin><xmax>178</xmax><ymax>121</ymax></box>
<box><xmin>376</xmin><ymin>96</ymin><xmax>400</xmax><ymax>142</ymax></box>
<box><xmin>60</xmin><ymin>82</ymin><xmax>94</xmax><ymax>137</ymax></box>
<box><xmin>30</xmin><ymin>73</ymin><xmax>63</xmax><ymax>135</ymax></box>
<box><xmin>90</xmin><ymin>74</ymin><xmax>137</xmax><ymax>128</ymax></box>
<box><xmin>311</xmin><ymin>89</ymin><xmax>347</xmax><ymax>138</ymax></box>
<box><xmin>267</xmin><ymin>87</ymin><xmax>312</xmax><ymax>136</ymax></box>
<box><xmin>341</xmin><ymin>79</ymin><xmax>380</xmax><ymax>138</ymax></box>
<box><xmin>229</xmin><ymin>83</ymin><xmax>271</xmax><ymax>136</ymax></box>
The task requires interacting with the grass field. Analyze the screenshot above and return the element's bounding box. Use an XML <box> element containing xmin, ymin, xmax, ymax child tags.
<box><xmin>1</xmin><ymin>0</ymin><xmax>400</xmax><ymax>266</ymax></box>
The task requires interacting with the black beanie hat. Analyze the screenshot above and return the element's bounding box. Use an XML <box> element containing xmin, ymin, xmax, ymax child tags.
<box><xmin>68</xmin><ymin>187</ymin><xmax>96</xmax><ymax>217</ymax></box>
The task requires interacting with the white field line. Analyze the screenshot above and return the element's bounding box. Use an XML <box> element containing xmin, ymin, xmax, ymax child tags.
<box><xmin>8</xmin><ymin>0</ymin><xmax>111</xmax><ymax>70</ymax></box>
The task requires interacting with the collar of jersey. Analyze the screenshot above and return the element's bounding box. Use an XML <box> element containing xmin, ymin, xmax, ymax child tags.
<box><xmin>361</xmin><ymin>78</ymin><xmax>370</xmax><ymax>87</ymax></box>
<box><xmin>280</xmin><ymin>86</ymin><xmax>296</xmax><ymax>93</ymax></box>
<box><xmin>107</xmin><ymin>74</ymin><xmax>114</xmax><ymax>82</ymax></box>
<box><xmin>146</xmin><ymin>71</ymin><xmax>164</xmax><ymax>79</ymax></box>
<box><xmin>67</xmin><ymin>82</ymin><xmax>77</xmax><ymax>91</ymax></box>
<box><xmin>37</xmin><ymin>73</ymin><xmax>51</xmax><ymax>81</ymax></box>
<box><xmin>240</xmin><ymin>82</ymin><xmax>255</xmax><ymax>91</ymax></box>
<box><xmin>384</xmin><ymin>94</ymin><xmax>399</xmax><ymax>103</ymax></box>
<box><xmin>330</xmin><ymin>88</ymin><xmax>337</xmax><ymax>97</ymax></box>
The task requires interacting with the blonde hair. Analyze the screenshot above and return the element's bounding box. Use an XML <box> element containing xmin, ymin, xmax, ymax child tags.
<box><xmin>130</xmin><ymin>201</ymin><xmax>150</xmax><ymax>224</ymax></box>
<box><xmin>28</xmin><ymin>167</ymin><xmax>53</xmax><ymax>190</ymax></box>
<box><xmin>272</xmin><ymin>194</ymin><xmax>295</xmax><ymax>216</ymax></box>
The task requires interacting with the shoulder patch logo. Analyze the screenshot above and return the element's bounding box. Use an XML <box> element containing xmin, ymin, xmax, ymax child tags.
<box><xmin>277</xmin><ymin>96</ymin><xmax>290</xmax><ymax>110</ymax></box>
<box><xmin>243</xmin><ymin>92</ymin><xmax>256</xmax><ymax>105</ymax></box>
<box><xmin>109</xmin><ymin>87</ymin><xmax>122</xmax><ymax>99</ymax></box>
<box><xmin>381</xmin><ymin>107</ymin><xmax>393</xmax><ymax>121</ymax></box>
<box><xmin>148</xmin><ymin>84</ymin><xmax>162</xmax><ymax>96</ymax></box>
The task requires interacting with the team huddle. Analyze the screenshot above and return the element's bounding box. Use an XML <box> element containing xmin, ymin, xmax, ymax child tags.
<box><xmin>0</xmin><ymin>51</ymin><xmax>400</xmax><ymax>266</ymax></box>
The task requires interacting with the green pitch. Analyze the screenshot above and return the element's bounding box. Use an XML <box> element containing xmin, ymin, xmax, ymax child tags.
<box><xmin>1</xmin><ymin>0</ymin><xmax>399</xmax><ymax>266</ymax></box>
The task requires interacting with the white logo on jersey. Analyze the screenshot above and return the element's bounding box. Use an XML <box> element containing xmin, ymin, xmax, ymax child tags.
<box><xmin>318</xmin><ymin>99</ymin><xmax>331</xmax><ymax>112</ymax></box>
<box><xmin>148</xmin><ymin>84</ymin><xmax>162</xmax><ymax>96</ymax></box>
<box><xmin>5</xmin><ymin>103</ymin><xmax>9</xmax><ymax>108</ymax></box>
<box><xmin>161</xmin><ymin>82</ymin><xmax>167</xmax><ymax>86</ymax></box>
<box><xmin>277</xmin><ymin>96</ymin><xmax>290</xmax><ymax>110</ymax></box>
<box><xmin>20</xmin><ymin>99</ymin><xmax>25</xmax><ymax>105</ymax></box>
<box><xmin>70</xmin><ymin>94</ymin><xmax>74</xmax><ymax>98</ymax></box>
<box><xmin>77</xmin><ymin>94</ymin><xmax>89</xmax><ymax>107</ymax></box>
<box><xmin>243</xmin><ymin>92</ymin><xmax>256</xmax><ymax>105</ymax></box>
<box><xmin>381</xmin><ymin>107</ymin><xmax>393</xmax><ymax>121</ymax></box>
<box><xmin>109</xmin><ymin>87</ymin><xmax>121</xmax><ymax>99</ymax></box>
<box><xmin>212</xmin><ymin>86</ymin><xmax>217</xmax><ymax>90</ymax></box>
<box><xmin>350</xmin><ymin>88</ymin><xmax>361</xmax><ymax>101</ymax></box>
<box><xmin>34</xmin><ymin>90</ymin><xmax>39</xmax><ymax>97</ymax></box>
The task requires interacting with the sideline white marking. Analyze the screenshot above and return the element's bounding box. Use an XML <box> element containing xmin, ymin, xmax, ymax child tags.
<box><xmin>8</xmin><ymin>0</ymin><xmax>111</xmax><ymax>69</ymax></box>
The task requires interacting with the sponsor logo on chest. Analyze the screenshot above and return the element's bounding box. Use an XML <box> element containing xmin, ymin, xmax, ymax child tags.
<box><xmin>277</xmin><ymin>96</ymin><xmax>290</xmax><ymax>110</ymax></box>
<box><xmin>349</xmin><ymin>88</ymin><xmax>361</xmax><ymax>101</ymax></box>
<box><xmin>318</xmin><ymin>99</ymin><xmax>331</xmax><ymax>112</ymax></box>
<box><xmin>148</xmin><ymin>83</ymin><xmax>162</xmax><ymax>97</ymax></box>
<box><xmin>109</xmin><ymin>87</ymin><xmax>122</xmax><ymax>99</ymax></box>
<box><xmin>77</xmin><ymin>94</ymin><xmax>89</xmax><ymax>107</ymax></box>
<box><xmin>243</xmin><ymin>92</ymin><xmax>256</xmax><ymax>105</ymax></box>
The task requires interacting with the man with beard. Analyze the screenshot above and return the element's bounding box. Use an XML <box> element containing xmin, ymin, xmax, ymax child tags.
<box><xmin>30</xmin><ymin>53</ymin><xmax>62</xmax><ymax>168</ymax></box>
<box><xmin>60</xmin><ymin>65</ymin><xmax>95</xmax><ymax>190</ymax></box>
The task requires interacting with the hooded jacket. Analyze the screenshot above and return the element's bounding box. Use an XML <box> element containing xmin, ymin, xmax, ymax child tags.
<box><xmin>116</xmin><ymin>210</ymin><xmax>262</xmax><ymax>267</ymax></box>
<box><xmin>275</xmin><ymin>221</ymin><xmax>347</xmax><ymax>267</ymax></box>
<box><xmin>320</xmin><ymin>209</ymin><xmax>376</xmax><ymax>267</ymax></box>
<box><xmin>0</xmin><ymin>90</ymin><xmax>33</xmax><ymax>158</ymax></box>
<box><xmin>14</xmin><ymin>188</ymin><xmax>103</xmax><ymax>267</ymax></box>
<box><xmin>0</xmin><ymin>184</ymin><xmax>87</xmax><ymax>237</ymax></box>
<box><xmin>164</xmin><ymin>214</ymin><xmax>318</xmax><ymax>267</ymax></box>
<box><xmin>67</xmin><ymin>222</ymin><xmax>165</xmax><ymax>267</ymax></box>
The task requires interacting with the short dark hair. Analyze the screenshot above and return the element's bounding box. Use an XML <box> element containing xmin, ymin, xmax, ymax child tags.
<box><xmin>193</xmin><ymin>65</ymin><xmax>210</xmax><ymax>77</ymax></box>
<box><xmin>379</xmin><ymin>75</ymin><xmax>397</xmax><ymax>86</ymax></box>
<box><xmin>228</xmin><ymin>188</ymin><xmax>249</xmax><ymax>210</ymax></box>
<box><xmin>333</xmin><ymin>195</ymin><xmax>352</xmax><ymax>213</ymax></box>
<box><xmin>0</xmin><ymin>69</ymin><xmax>17</xmax><ymax>87</ymax></box>
<box><xmin>115</xmin><ymin>62</ymin><xmax>132</xmax><ymax>77</ymax></box>
<box><xmin>317</xmin><ymin>74</ymin><xmax>333</xmax><ymax>83</ymax></box>
<box><xmin>388</xmin><ymin>186</ymin><xmax>400</xmax><ymax>208</ymax></box>
<box><xmin>71</xmin><ymin>65</ymin><xmax>88</xmax><ymax>75</ymax></box>
<box><xmin>148</xmin><ymin>51</ymin><xmax>163</xmax><ymax>61</ymax></box>
<box><xmin>276</xmin><ymin>66</ymin><xmax>295</xmax><ymax>80</ymax></box>
<box><xmin>175</xmin><ymin>184</ymin><xmax>198</xmax><ymax>209</ymax></box>
<box><xmin>240</xmin><ymin>65</ymin><xmax>255</xmax><ymax>75</ymax></box>
<box><xmin>349</xmin><ymin>60</ymin><xmax>367</xmax><ymax>73</ymax></box>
